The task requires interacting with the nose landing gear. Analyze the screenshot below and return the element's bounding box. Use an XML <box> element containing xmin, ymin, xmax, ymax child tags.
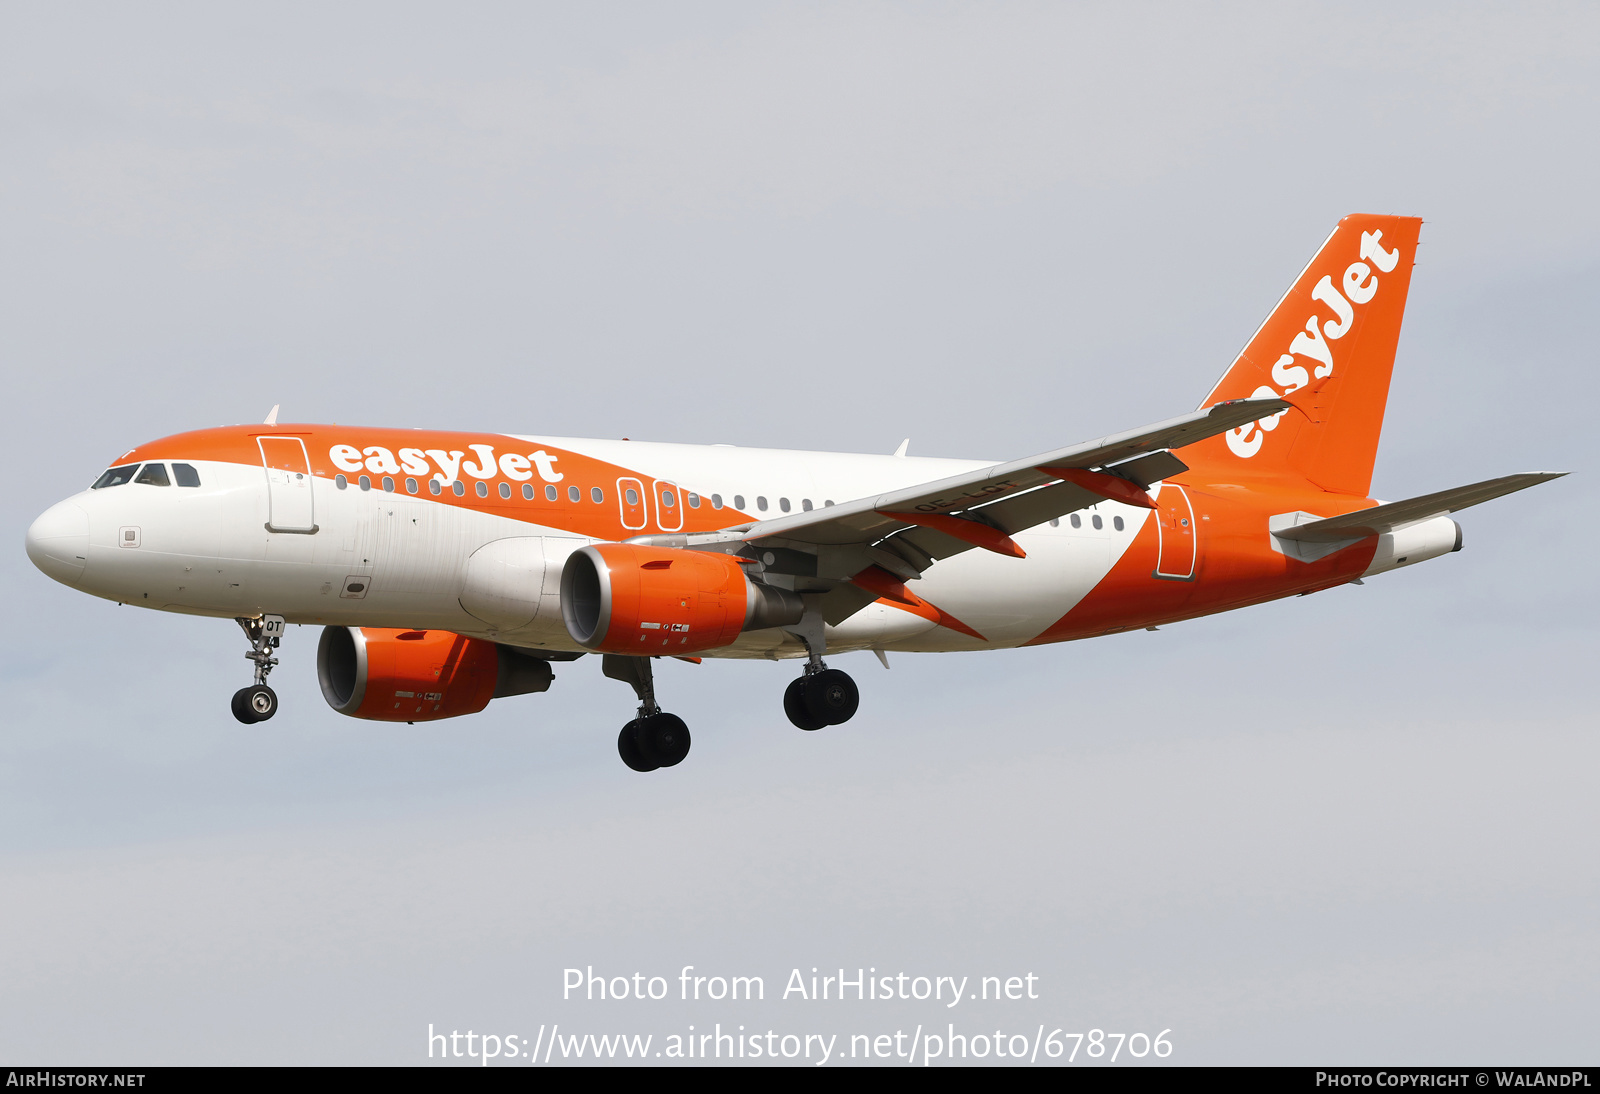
<box><xmin>603</xmin><ymin>654</ymin><xmax>691</xmax><ymax>772</ymax></box>
<box><xmin>232</xmin><ymin>615</ymin><xmax>285</xmax><ymax>724</ymax></box>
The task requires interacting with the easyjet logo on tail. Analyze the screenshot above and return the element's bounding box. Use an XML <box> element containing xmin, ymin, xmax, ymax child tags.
<box><xmin>329</xmin><ymin>442</ymin><xmax>565</xmax><ymax>484</ymax></box>
<box><xmin>1226</xmin><ymin>229</ymin><xmax>1402</xmax><ymax>458</ymax></box>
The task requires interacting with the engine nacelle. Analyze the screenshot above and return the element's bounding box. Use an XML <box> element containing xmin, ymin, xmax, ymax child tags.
<box><xmin>317</xmin><ymin>627</ymin><xmax>553</xmax><ymax>721</ymax></box>
<box><xmin>560</xmin><ymin>543</ymin><xmax>804</xmax><ymax>654</ymax></box>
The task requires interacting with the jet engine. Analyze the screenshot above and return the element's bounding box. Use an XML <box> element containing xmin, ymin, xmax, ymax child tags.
<box><xmin>317</xmin><ymin>627</ymin><xmax>554</xmax><ymax>721</ymax></box>
<box><xmin>560</xmin><ymin>543</ymin><xmax>804</xmax><ymax>655</ymax></box>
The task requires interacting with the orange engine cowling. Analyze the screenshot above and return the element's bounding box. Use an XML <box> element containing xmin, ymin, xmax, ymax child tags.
<box><xmin>316</xmin><ymin>627</ymin><xmax>553</xmax><ymax>721</ymax></box>
<box><xmin>560</xmin><ymin>543</ymin><xmax>804</xmax><ymax>655</ymax></box>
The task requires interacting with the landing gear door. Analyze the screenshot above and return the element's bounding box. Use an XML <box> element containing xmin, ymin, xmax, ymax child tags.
<box><xmin>258</xmin><ymin>436</ymin><xmax>318</xmax><ymax>534</ymax></box>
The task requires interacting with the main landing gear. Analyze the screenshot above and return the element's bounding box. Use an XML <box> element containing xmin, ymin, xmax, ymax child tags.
<box><xmin>232</xmin><ymin>614</ymin><xmax>285</xmax><ymax>724</ymax></box>
<box><xmin>784</xmin><ymin>667</ymin><xmax>859</xmax><ymax>731</ymax></box>
<box><xmin>781</xmin><ymin>604</ymin><xmax>859</xmax><ymax>731</ymax></box>
<box><xmin>603</xmin><ymin>654</ymin><xmax>691</xmax><ymax>773</ymax></box>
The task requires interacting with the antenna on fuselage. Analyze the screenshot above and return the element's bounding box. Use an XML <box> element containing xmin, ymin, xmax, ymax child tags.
<box><xmin>263</xmin><ymin>405</ymin><xmax>280</xmax><ymax>426</ymax></box>
<box><xmin>893</xmin><ymin>438</ymin><xmax>909</xmax><ymax>457</ymax></box>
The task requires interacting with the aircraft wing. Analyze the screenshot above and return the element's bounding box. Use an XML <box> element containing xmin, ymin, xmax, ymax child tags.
<box><xmin>729</xmin><ymin>397</ymin><xmax>1286</xmax><ymax>559</ymax></box>
<box><xmin>1272</xmin><ymin>473</ymin><xmax>1566</xmax><ymax>543</ymax></box>
<box><xmin>627</xmin><ymin>396</ymin><xmax>1289</xmax><ymax>631</ymax></box>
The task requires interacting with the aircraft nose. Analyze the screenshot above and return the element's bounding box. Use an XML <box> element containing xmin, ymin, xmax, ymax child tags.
<box><xmin>26</xmin><ymin>499</ymin><xmax>90</xmax><ymax>585</ymax></box>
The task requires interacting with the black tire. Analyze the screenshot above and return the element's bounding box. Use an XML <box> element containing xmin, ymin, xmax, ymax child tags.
<box><xmin>636</xmin><ymin>713</ymin><xmax>691</xmax><ymax>767</ymax></box>
<box><xmin>618</xmin><ymin>721</ymin><xmax>659</xmax><ymax>772</ymax></box>
<box><xmin>804</xmin><ymin>669</ymin><xmax>859</xmax><ymax>725</ymax></box>
<box><xmin>231</xmin><ymin>688</ymin><xmax>260</xmax><ymax>724</ymax></box>
<box><xmin>784</xmin><ymin>677</ymin><xmax>827</xmax><ymax>731</ymax></box>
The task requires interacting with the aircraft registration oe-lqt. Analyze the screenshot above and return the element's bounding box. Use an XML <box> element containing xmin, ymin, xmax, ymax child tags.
<box><xmin>26</xmin><ymin>215</ymin><xmax>1564</xmax><ymax>772</ymax></box>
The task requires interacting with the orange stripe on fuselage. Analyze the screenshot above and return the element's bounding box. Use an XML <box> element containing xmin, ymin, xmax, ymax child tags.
<box><xmin>114</xmin><ymin>424</ymin><xmax>752</xmax><ymax>542</ymax></box>
<box><xmin>1026</xmin><ymin>477</ymin><xmax>1381</xmax><ymax>644</ymax></box>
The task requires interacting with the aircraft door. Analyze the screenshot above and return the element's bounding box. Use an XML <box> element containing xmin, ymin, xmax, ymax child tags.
<box><xmin>1153</xmin><ymin>484</ymin><xmax>1198</xmax><ymax>580</ymax></box>
<box><xmin>258</xmin><ymin>436</ymin><xmax>317</xmax><ymax>533</ymax></box>
<box><xmin>617</xmin><ymin>477</ymin><xmax>647</xmax><ymax>531</ymax></box>
<box><xmin>653</xmin><ymin>481</ymin><xmax>683</xmax><ymax>532</ymax></box>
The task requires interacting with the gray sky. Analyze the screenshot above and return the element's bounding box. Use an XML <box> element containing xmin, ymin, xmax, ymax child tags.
<box><xmin>2</xmin><ymin>2</ymin><xmax>1595</xmax><ymax>1065</ymax></box>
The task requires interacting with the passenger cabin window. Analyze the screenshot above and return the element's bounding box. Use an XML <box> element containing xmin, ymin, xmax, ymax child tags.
<box><xmin>92</xmin><ymin>464</ymin><xmax>141</xmax><ymax>489</ymax></box>
<box><xmin>1092</xmin><ymin>514</ymin><xmax>1103</xmax><ymax>530</ymax></box>
<box><xmin>802</xmin><ymin>499</ymin><xmax>813</xmax><ymax>512</ymax></box>
<box><xmin>359</xmin><ymin>475</ymin><xmax>371</xmax><ymax>491</ymax></box>
<box><xmin>135</xmin><ymin>463</ymin><xmax>170</xmax><ymax>487</ymax></box>
<box><xmin>1113</xmin><ymin>515</ymin><xmax>1124</xmax><ymax>531</ymax></box>
<box><xmin>568</xmin><ymin>486</ymin><xmax>581</xmax><ymax>502</ymax></box>
<box><xmin>660</xmin><ymin>490</ymin><xmax>675</xmax><ymax>508</ymax></box>
<box><xmin>734</xmin><ymin>495</ymin><xmax>745</xmax><ymax>510</ymax></box>
<box><xmin>687</xmin><ymin>493</ymin><xmax>700</xmax><ymax>508</ymax></box>
<box><xmin>173</xmin><ymin>463</ymin><xmax>201</xmax><ymax>488</ymax></box>
<box><xmin>779</xmin><ymin>498</ymin><xmax>790</xmax><ymax>513</ymax></box>
<box><xmin>590</xmin><ymin>487</ymin><xmax>604</xmax><ymax>503</ymax></box>
<box><xmin>336</xmin><ymin>474</ymin><xmax>349</xmax><ymax>489</ymax></box>
<box><xmin>429</xmin><ymin>479</ymin><xmax>442</xmax><ymax>496</ymax></box>
<box><xmin>545</xmin><ymin>485</ymin><xmax>557</xmax><ymax>501</ymax></box>
<box><xmin>625</xmin><ymin>487</ymin><xmax>640</xmax><ymax>506</ymax></box>
<box><xmin>523</xmin><ymin>484</ymin><xmax>535</xmax><ymax>500</ymax></box>
<box><xmin>452</xmin><ymin>481</ymin><xmax>465</xmax><ymax>496</ymax></box>
<box><xmin>382</xmin><ymin>476</ymin><xmax>394</xmax><ymax>492</ymax></box>
<box><xmin>405</xmin><ymin>477</ymin><xmax>418</xmax><ymax>494</ymax></box>
<box><xmin>712</xmin><ymin>494</ymin><xmax>724</xmax><ymax>509</ymax></box>
<box><xmin>756</xmin><ymin>496</ymin><xmax>768</xmax><ymax>511</ymax></box>
<box><xmin>1070</xmin><ymin>513</ymin><xmax>1081</xmax><ymax>528</ymax></box>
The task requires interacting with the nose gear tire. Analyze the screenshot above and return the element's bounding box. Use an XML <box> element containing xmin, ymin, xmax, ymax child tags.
<box><xmin>231</xmin><ymin>685</ymin><xmax>277</xmax><ymax>724</ymax></box>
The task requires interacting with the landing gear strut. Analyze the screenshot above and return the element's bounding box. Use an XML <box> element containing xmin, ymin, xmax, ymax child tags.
<box><xmin>232</xmin><ymin>614</ymin><xmax>285</xmax><ymax>724</ymax></box>
<box><xmin>603</xmin><ymin>654</ymin><xmax>691</xmax><ymax>772</ymax></box>
<box><xmin>782</xmin><ymin>601</ymin><xmax>859</xmax><ymax>730</ymax></box>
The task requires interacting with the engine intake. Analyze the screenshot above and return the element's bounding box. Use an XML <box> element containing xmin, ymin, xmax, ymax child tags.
<box><xmin>560</xmin><ymin>543</ymin><xmax>804</xmax><ymax>654</ymax></box>
<box><xmin>317</xmin><ymin>627</ymin><xmax>553</xmax><ymax>721</ymax></box>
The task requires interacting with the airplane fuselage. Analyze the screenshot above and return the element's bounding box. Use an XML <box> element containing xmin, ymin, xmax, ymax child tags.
<box><xmin>26</xmin><ymin>423</ymin><xmax>1458</xmax><ymax>660</ymax></box>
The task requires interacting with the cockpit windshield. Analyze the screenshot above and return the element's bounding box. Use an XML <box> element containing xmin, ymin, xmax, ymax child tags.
<box><xmin>135</xmin><ymin>463</ymin><xmax>171</xmax><ymax>487</ymax></box>
<box><xmin>91</xmin><ymin>464</ymin><xmax>140</xmax><ymax>489</ymax></box>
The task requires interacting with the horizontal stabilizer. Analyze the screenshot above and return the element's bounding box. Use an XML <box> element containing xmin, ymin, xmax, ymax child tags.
<box><xmin>1274</xmin><ymin>473</ymin><xmax>1566</xmax><ymax>543</ymax></box>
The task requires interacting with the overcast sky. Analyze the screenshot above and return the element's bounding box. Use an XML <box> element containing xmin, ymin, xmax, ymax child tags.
<box><xmin>2</xmin><ymin>2</ymin><xmax>1596</xmax><ymax>1066</ymax></box>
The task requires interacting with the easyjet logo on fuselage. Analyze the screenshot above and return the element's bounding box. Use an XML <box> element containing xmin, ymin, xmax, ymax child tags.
<box><xmin>1225</xmin><ymin>229</ymin><xmax>1402</xmax><ymax>458</ymax></box>
<box><xmin>329</xmin><ymin>442</ymin><xmax>565</xmax><ymax>484</ymax></box>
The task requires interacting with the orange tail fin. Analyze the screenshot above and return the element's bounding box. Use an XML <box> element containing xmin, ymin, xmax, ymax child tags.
<box><xmin>1186</xmin><ymin>214</ymin><xmax>1422</xmax><ymax>497</ymax></box>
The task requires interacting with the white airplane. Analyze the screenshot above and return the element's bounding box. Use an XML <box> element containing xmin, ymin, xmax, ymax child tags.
<box><xmin>25</xmin><ymin>214</ymin><xmax>1561</xmax><ymax>771</ymax></box>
